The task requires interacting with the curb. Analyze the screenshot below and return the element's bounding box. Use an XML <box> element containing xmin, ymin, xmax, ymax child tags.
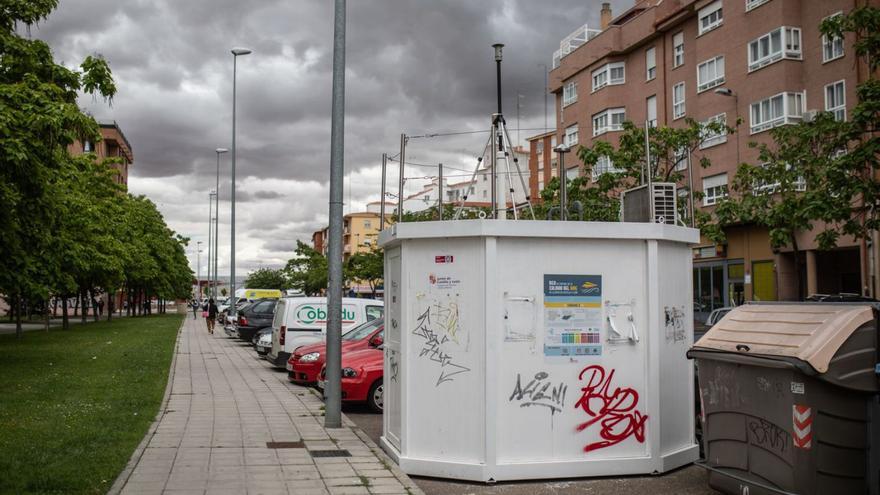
<box><xmin>106</xmin><ymin>317</ymin><xmax>184</xmax><ymax>495</ymax></box>
<box><xmin>348</xmin><ymin>419</ymin><xmax>425</xmax><ymax>495</ymax></box>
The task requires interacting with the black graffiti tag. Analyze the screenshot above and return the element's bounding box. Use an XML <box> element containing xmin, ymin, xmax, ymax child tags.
<box><xmin>509</xmin><ymin>372</ymin><xmax>567</xmax><ymax>416</ymax></box>
<box><xmin>411</xmin><ymin>308</ymin><xmax>471</xmax><ymax>386</ymax></box>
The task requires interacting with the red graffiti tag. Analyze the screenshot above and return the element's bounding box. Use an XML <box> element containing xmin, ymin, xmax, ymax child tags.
<box><xmin>574</xmin><ymin>365</ymin><xmax>648</xmax><ymax>453</ymax></box>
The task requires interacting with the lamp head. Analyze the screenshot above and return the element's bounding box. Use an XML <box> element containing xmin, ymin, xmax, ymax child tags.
<box><xmin>493</xmin><ymin>43</ymin><xmax>504</xmax><ymax>62</ymax></box>
<box><xmin>553</xmin><ymin>144</ymin><xmax>571</xmax><ymax>154</ymax></box>
<box><xmin>714</xmin><ymin>87</ymin><xmax>734</xmax><ymax>96</ymax></box>
<box><xmin>231</xmin><ymin>47</ymin><xmax>252</xmax><ymax>56</ymax></box>
<box><xmin>216</xmin><ymin>148</ymin><xmax>229</xmax><ymax>154</ymax></box>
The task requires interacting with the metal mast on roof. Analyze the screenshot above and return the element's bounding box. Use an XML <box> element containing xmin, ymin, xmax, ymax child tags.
<box><xmin>453</xmin><ymin>43</ymin><xmax>534</xmax><ymax>221</ymax></box>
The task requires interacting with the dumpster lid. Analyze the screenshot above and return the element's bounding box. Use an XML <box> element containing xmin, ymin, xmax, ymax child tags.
<box><xmin>693</xmin><ymin>304</ymin><xmax>874</xmax><ymax>373</ymax></box>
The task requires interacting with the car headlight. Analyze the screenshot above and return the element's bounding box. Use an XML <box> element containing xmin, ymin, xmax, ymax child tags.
<box><xmin>342</xmin><ymin>367</ymin><xmax>357</xmax><ymax>378</ymax></box>
<box><xmin>300</xmin><ymin>352</ymin><xmax>321</xmax><ymax>362</ymax></box>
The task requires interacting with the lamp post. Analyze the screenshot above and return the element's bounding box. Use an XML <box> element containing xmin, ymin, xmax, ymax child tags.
<box><xmin>538</xmin><ymin>63</ymin><xmax>549</xmax><ymax>132</ymax></box>
<box><xmin>714</xmin><ymin>87</ymin><xmax>740</xmax><ymax>166</ymax></box>
<box><xmin>214</xmin><ymin>148</ymin><xmax>228</xmax><ymax>299</ymax></box>
<box><xmin>553</xmin><ymin>144</ymin><xmax>571</xmax><ymax>220</ymax></box>
<box><xmin>207</xmin><ymin>191</ymin><xmax>215</xmax><ymax>300</ymax></box>
<box><xmin>196</xmin><ymin>241</ymin><xmax>203</xmax><ymax>299</ymax></box>
<box><xmin>230</xmin><ymin>47</ymin><xmax>252</xmax><ymax>318</ymax></box>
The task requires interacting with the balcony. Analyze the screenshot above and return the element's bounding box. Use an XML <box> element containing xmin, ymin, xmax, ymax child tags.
<box><xmin>552</xmin><ymin>24</ymin><xmax>602</xmax><ymax>69</ymax></box>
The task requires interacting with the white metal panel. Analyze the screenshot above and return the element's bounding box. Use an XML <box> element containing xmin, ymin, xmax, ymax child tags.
<box><xmin>384</xmin><ymin>247</ymin><xmax>402</xmax><ymax>451</ymax></box>
<box><xmin>402</xmin><ymin>238</ymin><xmax>486</xmax><ymax>463</ymax></box>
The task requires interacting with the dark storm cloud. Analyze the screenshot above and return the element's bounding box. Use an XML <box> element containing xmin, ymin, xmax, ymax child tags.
<box><xmin>31</xmin><ymin>0</ymin><xmax>633</xmax><ymax>269</ymax></box>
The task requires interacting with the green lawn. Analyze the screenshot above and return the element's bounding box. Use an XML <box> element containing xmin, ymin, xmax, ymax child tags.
<box><xmin>0</xmin><ymin>314</ymin><xmax>182</xmax><ymax>494</ymax></box>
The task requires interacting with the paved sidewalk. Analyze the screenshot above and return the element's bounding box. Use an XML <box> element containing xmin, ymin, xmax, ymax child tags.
<box><xmin>116</xmin><ymin>316</ymin><xmax>422</xmax><ymax>495</ymax></box>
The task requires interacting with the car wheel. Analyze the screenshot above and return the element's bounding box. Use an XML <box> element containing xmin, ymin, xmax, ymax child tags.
<box><xmin>367</xmin><ymin>379</ymin><xmax>383</xmax><ymax>413</ymax></box>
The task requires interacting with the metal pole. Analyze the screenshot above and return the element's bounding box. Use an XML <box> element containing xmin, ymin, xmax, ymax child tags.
<box><xmin>542</xmin><ymin>64</ymin><xmax>548</xmax><ymax>132</ymax></box>
<box><xmin>214</xmin><ymin>151</ymin><xmax>222</xmax><ymax>299</ymax></box>
<box><xmin>207</xmin><ymin>192</ymin><xmax>213</xmax><ymax>299</ymax></box>
<box><xmin>687</xmin><ymin>149</ymin><xmax>695</xmax><ymax>227</ymax></box>
<box><xmin>490</xmin><ymin>117</ymin><xmax>498</xmax><ymax>218</ymax></box>
<box><xmin>380</xmin><ymin>153</ymin><xmax>387</xmax><ymax>230</ymax></box>
<box><xmin>438</xmin><ymin>163</ymin><xmax>443</xmax><ymax>220</ymax></box>
<box><xmin>645</xmin><ymin>121</ymin><xmax>654</xmax><ymax>222</ymax></box>
<box><xmin>559</xmin><ymin>151</ymin><xmax>566</xmax><ymax>220</ymax></box>
<box><xmin>398</xmin><ymin>134</ymin><xmax>405</xmax><ymax>222</ymax></box>
<box><xmin>230</xmin><ymin>55</ymin><xmax>238</xmax><ymax>318</ymax></box>
<box><xmin>196</xmin><ymin>241</ymin><xmax>202</xmax><ymax>299</ymax></box>
<box><xmin>325</xmin><ymin>0</ymin><xmax>346</xmax><ymax>429</ymax></box>
<box><xmin>495</xmin><ymin>60</ymin><xmax>502</xmax><ymax>115</ymax></box>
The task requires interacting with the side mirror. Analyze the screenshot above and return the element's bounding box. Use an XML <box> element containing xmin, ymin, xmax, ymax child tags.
<box><xmin>369</xmin><ymin>335</ymin><xmax>384</xmax><ymax>347</ymax></box>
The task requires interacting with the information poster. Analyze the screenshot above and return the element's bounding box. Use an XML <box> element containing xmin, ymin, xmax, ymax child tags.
<box><xmin>543</xmin><ymin>274</ymin><xmax>602</xmax><ymax>357</ymax></box>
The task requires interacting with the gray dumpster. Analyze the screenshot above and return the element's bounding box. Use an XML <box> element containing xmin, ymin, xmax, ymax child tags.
<box><xmin>688</xmin><ymin>303</ymin><xmax>880</xmax><ymax>495</ymax></box>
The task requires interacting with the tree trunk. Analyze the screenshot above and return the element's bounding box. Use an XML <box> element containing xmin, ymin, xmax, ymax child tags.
<box><xmin>61</xmin><ymin>296</ymin><xmax>69</xmax><ymax>330</ymax></box>
<box><xmin>45</xmin><ymin>298</ymin><xmax>50</xmax><ymax>332</ymax></box>
<box><xmin>91</xmin><ymin>291</ymin><xmax>99</xmax><ymax>322</ymax></box>
<box><xmin>791</xmin><ymin>236</ymin><xmax>804</xmax><ymax>301</ymax></box>
<box><xmin>80</xmin><ymin>289</ymin><xmax>87</xmax><ymax>325</ymax></box>
<box><xmin>14</xmin><ymin>294</ymin><xmax>22</xmax><ymax>339</ymax></box>
<box><xmin>107</xmin><ymin>296</ymin><xmax>113</xmax><ymax>322</ymax></box>
<box><xmin>73</xmin><ymin>293</ymin><xmax>79</xmax><ymax>317</ymax></box>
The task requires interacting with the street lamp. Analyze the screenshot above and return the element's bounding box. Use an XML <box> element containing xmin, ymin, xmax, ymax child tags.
<box><xmin>553</xmin><ymin>144</ymin><xmax>571</xmax><ymax>220</ymax></box>
<box><xmin>214</xmin><ymin>148</ymin><xmax>228</xmax><ymax>299</ymax></box>
<box><xmin>229</xmin><ymin>47</ymin><xmax>251</xmax><ymax>318</ymax></box>
<box><xmin>714</xmin><ymin>87</ymin><xmax>740</xmax><ymax>165</ymax></box>
<box><xmin>196</xmin><ymin>241</ymin><xmax>203</xmax><ymax>299</ymax></box>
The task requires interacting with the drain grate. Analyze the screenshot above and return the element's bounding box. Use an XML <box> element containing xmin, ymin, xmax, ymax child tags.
<box><xmin>309</xmin><ymin>449</ymin><xmax>351</xmax><ymax>458</ymax></box>
<box><xmin>266</xmin><ymin>441</ymin><xmax>305</xmax><ymax>449</ymax></box>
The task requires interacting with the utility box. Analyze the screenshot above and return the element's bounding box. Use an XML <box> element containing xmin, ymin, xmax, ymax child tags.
<box><xmin>689</xmin><ymin>303</ymin><xmax>880</xmax><ymax>495</ymax></box>
<box><xmin>379</xmin><ymin>220</ymin><xmax>700</xmax><ymax>482</ymax></box>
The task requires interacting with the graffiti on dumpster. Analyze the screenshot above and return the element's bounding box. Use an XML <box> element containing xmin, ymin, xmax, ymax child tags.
<box><xmin>573</xmin><ymin>365</ymin><xmax>648</xmax><ymax>453</ymax></box>
<box><xmin>509</xmin><ymin>371</ymin><xmax>568</xmax><ymax>421</ymax></box>
<box><xmin>411</xmin><ymin>306</ymin><xmax>471</xmax><ymax>387</ymax></box>
<box><xmin>747</xmin><ymin>417</ymin><xmax>791</xmax><ymax>460</ymax></box>
<box><xmin>389</xmin><ymin>349</ymin><xmax>399</xmax><ymax>383</ymax></box>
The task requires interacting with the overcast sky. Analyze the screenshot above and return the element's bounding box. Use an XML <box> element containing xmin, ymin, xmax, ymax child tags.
<box><xmin>33</xmin><ymin>0</ymin><xmax>632</xmax><ymax>276</ymax></box>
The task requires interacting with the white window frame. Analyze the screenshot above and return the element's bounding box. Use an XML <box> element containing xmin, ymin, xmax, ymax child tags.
<box><xmin>673</xmin><ymin>82</ymin><xmax>686</xmax><ymax>119</ymax></box>
<box><xmin>673</xmin><ymin>32</ymin><xmax>684</xmax><ymax>68</ymax></box>
<box><xmin>825</xmin><ymin>80</ymin><xmax>846</xmax><ymax>121</ymax></box>
<box><xmin>565</xmin><ymin>167</ymin><xmax>579</xmax><ymax>180</ymax></box>
<box><xmin>748</xmin><ymin>27</ymin><xmax>802</xmax><ymax>72</ymax></box>
<box><xmin>700</xmin><ymin>113</ymin><xmax>728</xmax><ymax>149</ymax></box>
<box><xmin>750</xmin><ymin>91</ymin><xmax>805</xmax><ymax>134</ymax></box>
<box><xmin>646</xmin><ymin>47</ymin><xmax>657</xmax><ymax>80</ymax></box>
<box><xmin>592</xmin><ymin>108</ymin><xmax>626</xmax><ymax>137</ymax></box>
<box><xmin>646</xmin><ymin>95</ymin><xmax>657</xmax><ymax>128</ymax></box>
<box><xmin>746</xmin><ymin>0</ymin><xmax>770</xmax><ymax>11</ymax></box>
<box><xmin>822</xmin><ymin>12</ymin><xmax>845</xmax><ymax>63</ymax></box>
<box><xmin>592</xmin><ymin>155</ymin><xmax>622</xmax><ymax>182</ymax></box>
<box><xmin>674</xmin><ymin>147</ymin><xmax>688</xmax><ymax>171</ymax></box>
<box><xmin>563</xmin><ymin>81</ymin><xmax>578</xmax><ymax>107</ymax></box>
<box><xmin>565</xmin><ymin>124</ymin><xmax>579</xmax><ymax>146</ymax></box>
<box><xmin>591</xmin><ymin>62</ymin><xmax>625</xmax><ymax>92</ymax></box>
<box><xmin>698</xmin><ymin>1</ymin><xmax>723</xmax><ymax>36</ymax></box>
<box><xmin>697</xmin><ymin>55</ymin><xmax>725</xmax><ymax>92</ymax></box>
<box><xmin>753</xmin><ymin>163</ymin><xmax>806</xmax><ymax>194</ymax></box>
<box><xmin>702</xmin><ymin>173</ymin><xmax>728</xmax><ymax>206</ymax></box>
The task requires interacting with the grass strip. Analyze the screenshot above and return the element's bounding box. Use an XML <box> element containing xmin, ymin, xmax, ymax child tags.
<box><xmin>0</xmin><ymin>314</ymin><xmax>182</xmax><ymax>494</ymax></box>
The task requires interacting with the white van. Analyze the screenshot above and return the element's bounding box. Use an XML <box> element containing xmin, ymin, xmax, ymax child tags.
<box><xmin>266</xmin><ymin>297</ymin><xmax>384</xmax><ymax>368</ymax></box>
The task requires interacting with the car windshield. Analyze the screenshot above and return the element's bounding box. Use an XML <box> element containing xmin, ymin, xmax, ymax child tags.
<box><xmin>342</xmin><ymin>318</ymin><xmax>383</xmax><ymax>341</ymax></box>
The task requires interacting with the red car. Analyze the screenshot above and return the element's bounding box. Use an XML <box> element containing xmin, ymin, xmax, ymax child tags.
<box><xmin>318</xmin><ymin>346</ymin><xmax>384</xmax><ymax>412</ymax></box>
<box><xmin>287</xmin><ymin>318</ymin><xmax>383</xmax><ymax>385</ymax></box>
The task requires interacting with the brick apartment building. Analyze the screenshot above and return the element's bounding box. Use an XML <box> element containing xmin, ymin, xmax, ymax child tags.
<box><xmin>531</xmin><ymin>0</ymin><xmax>876</xmax><ymax>320</ymax></box>
<box><xmin>69</xmin><ymin>121</ymin><xmax>134</xmax><ymax>187</ymax></box>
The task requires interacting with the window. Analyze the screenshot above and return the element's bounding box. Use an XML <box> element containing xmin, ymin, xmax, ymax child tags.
<box><xmin>591</xmin><ymin>62</ymin><xmax>625</xmax><ymax>92</ymax></box>
<box><xmin>536</xmin><ymin>141</ymin><xmax>544</xmax><ymax>154</ymax></box>
<box><xmin>565</xmin><ymin>124</ymin><xmax>579</xmax><ymax>146</ymax></box>
<box><xmin>702</xmin><ymin>173</ymin><xmax>728</xmax><ymax>205</ymax></box>
<box><xmin>592</xmin><ymin>155</ymin><xmax>621</xmax><ymax>182</ymax></box>
<box><xmin>563</xmin><ymin>81</ymin><xmax>578</xmax><ymax>107</ymax></box>
<box><xmin>83</xmin><ymin>140</ymin><xmax>93</xmax><ymax>152</ymax></box>
<box><xmin>750</xmin><ymin>92</ymin><xmax>804</xmax><ymax>134</ymax></box>
<box><xmin>482</xmin><ymin>190</ymin><xmax>487</xmax><ymax>198</ymax></box>
<box><xmin>673</xmin><ymin>82</ymin><xmax>686</xmax><ymax>119</ymax></box>
<box><xmin>646</xmin><ymin>95</ymin><xmax>657</xmax><ymax>127</ymax></box>
<box><xmin>746</xmin><ymin>0</ymin><xmax>770</xmax><ymax>11</ymax></box>
<box><xmin>748</xmin><ymin>27</ymin><xmax>801</xmax><ymax>71</ymax></box>
<box><xmin>565</xmin><ymin>167</ymin><xmax>579</xmax><ymax>180</ymax></box>
<box><xmin>366</xmin><ymin>305</ymin><xmax>384</xmax><ymax>321</ymax></box>
<box><xmin>673</xmin><ymin>32</ymin><xmax>684</xmax><ymax>68</ymax></box>
<box><xmin>646</xmin><ymin>47</ymin><xmax>656</xmax><ymax>80</ymax></box>
<box><xmin>825</xmin><ymin>80</ymin><xmax>846</xmax><ymax>121</ymax></box>
<box><xmin>698</xmin><ymin>1</ymin><xmax>723</xmax><ymax>35</ymax></box>
<box><xmin>674</xmin><ymin>147</ymin><xmax>688</xmax><ymax>171</ymax></box>
<box><xmin>697</xmin><ymin>56</ymin><xmax>725</xmax><ymax>92</ymax></box>
<box><xmin>753</xmin><ymin>163</ymin><xmax>806</xmax><ymax>194</ymax></box>
<box><xmin>823</xmin><ymin>13</ymin><xmax>844</xmax><ymax>63</ymax></box>
<box><xmin>592</xmin><ymin>108</ymin><xmax>626</xmax><ymax>136</ymax></box>
<box><xmin>700</xmin><ymin>113</ymin><xmax>727</xmax><ymax>149</ymax></box>
<box><xmin>364</xmin><ymin>220</ymin><xmax>372</xmax><ymax>229</ymax></box>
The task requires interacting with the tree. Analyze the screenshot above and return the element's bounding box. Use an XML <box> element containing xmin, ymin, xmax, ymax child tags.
<box><xmin>244</xmin><ymin>268</ymin><xmax>288</xmax><ymax>291</ymax></box>
<box><xmin>708</xmin><ymin>6</ymin><xmax>880</xmax><ymax>298</ymax></box>
<box><xmin>284</xmin><ymin>241</ymin><xmax>331</xmax><ymax>296</ymax></box>
<box><xmin>0</xmin><ymin>0</ymin><xmax>116</xmax><ymax>337</ymax></box>
<box><xmin>347</xmin><ymin>248</ymin><xmax>384</xmax><ymax>298</ymax></box>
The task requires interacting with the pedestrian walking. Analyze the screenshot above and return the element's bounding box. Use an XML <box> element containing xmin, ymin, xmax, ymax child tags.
<box><xmin>191</xmin><ymin>299</ymin><xmax>199</xmax><ymax>319</ymax></box>
<box><xmin>205</xmin><ymin>298</ymin><xmax>218</xmax><ymax>334</ymax></box>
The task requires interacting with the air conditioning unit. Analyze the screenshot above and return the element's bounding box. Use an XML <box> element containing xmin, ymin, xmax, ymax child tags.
<box><xmin>621</xmin><ymin>182</ymin><xmax>677</xmax><ymax>225</ymax></box>
<box><xmin>802</xmin><ymin>110</ymin><xmax>819</xmax><ymax>122</ymax></box>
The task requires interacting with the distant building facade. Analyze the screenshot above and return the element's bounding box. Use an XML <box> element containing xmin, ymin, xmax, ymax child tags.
<box><xmin>69</xmin><ymin>121</ymin><xmax>134</xmax><ymax>187</ymax></box>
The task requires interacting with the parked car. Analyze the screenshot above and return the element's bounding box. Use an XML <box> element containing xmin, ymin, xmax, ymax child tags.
<box><xmin>236</xmin><ymin>299</ymin><xmax>278</xmax><ymax>342</ymax></box>
<box><xmin>266</xmin><ymin>297</ymin><xmax>384</xmax><ymax>368</ymax></box>
<box><xmin>254</xmin><ymin>328</ymin><xmax>273</xmax><ymax>356</ymax></box>
<box><xmin>806</xmin><ymin>293</ymin><xmax>878</xmax><ymax>302</ymax></box>
<box><xmin>287</xmin><ymin>318</ymin><xmax>384</xmax><ymax>385</ymax></box>
<box><xmin>317</xmin><ymin>346</ymin><xmax>384</xmax><ymax>412</ymax></box>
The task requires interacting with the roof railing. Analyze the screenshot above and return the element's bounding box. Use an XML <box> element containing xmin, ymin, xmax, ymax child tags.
<box><xmin>552</xmin><ymin>24</ymin><xmax>602</xmax><ymax>68</ymax></box>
